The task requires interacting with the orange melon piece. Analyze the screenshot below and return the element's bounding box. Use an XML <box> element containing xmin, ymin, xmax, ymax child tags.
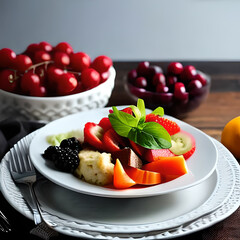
<box><xmin>125</xmin><ymin>167</ymin><xmax>161</xmax><ymax>185</ymax></box>
<box><xmin>142</xmin><ymin>155</ymin><xmax>188</xmax><ymax>182</ymax></box>
<box><xmin>113</xmin><ymin>159</ymin><xmax>136</xmax><ymax>189</ymax></box>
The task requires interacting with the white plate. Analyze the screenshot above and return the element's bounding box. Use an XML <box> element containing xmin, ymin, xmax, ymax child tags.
<box><xmin>29</xmin><ymin>107</ymin><xmax>218</xmax><ymax>198</ymax></box>
<box><xmin>0</xmin><ymin>134</ymin><xmax>239</xmax><ymax>239</ymax></box>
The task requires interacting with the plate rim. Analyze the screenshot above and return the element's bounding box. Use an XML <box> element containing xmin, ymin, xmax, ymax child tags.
<box><xmin>0</xmin><ymin>135</ymin><xmax>239</xmax><ymax>238</ymax></box>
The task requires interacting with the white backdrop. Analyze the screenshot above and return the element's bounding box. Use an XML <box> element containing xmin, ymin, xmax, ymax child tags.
<box><xmin>0</xmin><ymin>0</ymin><xmax>240</xmax><ymax>61</ymax></box>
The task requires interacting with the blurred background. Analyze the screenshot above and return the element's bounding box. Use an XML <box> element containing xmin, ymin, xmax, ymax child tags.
<box><xmin>0</xmin><ymin>0</ymin><xmax>240</xmax><ymax>61</ymax></box>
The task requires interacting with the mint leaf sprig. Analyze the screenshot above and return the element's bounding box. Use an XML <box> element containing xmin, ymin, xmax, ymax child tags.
<box><xmin>108</xmin><ymin>99</ymin><xmax>172</xmax><ymax>149</ymax></box>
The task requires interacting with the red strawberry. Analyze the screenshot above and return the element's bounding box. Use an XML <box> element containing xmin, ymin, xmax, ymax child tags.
<box><xmin>121</xmin><ymin>107</ymin><xmax>133</xmax><ymax>115</ymax></box>
<box><xmin>98</xmin><ymin>117</ymin><xmax>112</xmax><ymax>132</ymax></box>
<box><xmin>145</xmin><ymin>114</ymin><xmax>180</xmax><ymax>135</ymax></box>
<box><xmin>129</xmin><ymin>140</ymin><xmax>146</xmax><ymax>157</ymax></box>
<box><xmin>183</xmin><ymin>145</ymin><xmax>196</xmax><ymax>160</ymax></box>
<box><xmin>84</xmin><ymin>122</ymin><xmax>104</xmax><ymax>150</ymax></box>
<box><xmin>102</xmin><ymin>128</ymin><xmax>128</xmax><ymax>153</ymax></box>
<box><xmin>109</xmin><ymin>107</ymin><xmax>133</xmax><ymax>115</ymax></box>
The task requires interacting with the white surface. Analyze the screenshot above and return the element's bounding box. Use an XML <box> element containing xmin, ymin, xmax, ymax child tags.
<box><xmin>29</xmin><ymin>108</ymin><xmax>218</xmax><ymax>198</ymax></box>
<box><xmin>0</xmin><ymin>67</ymin><xmax>115</xmax><ymax>122</ymax></box>
<box><xmin>0</xmin><ymin>134</ymin><xmax>239</xmax><ymax>239</ymax></box>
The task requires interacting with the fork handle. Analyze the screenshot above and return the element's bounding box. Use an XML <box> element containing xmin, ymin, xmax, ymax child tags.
<box><xmin>21</xmin><ymin>184</ymin><xmax>42</xmax><ymax>225</ymax></box>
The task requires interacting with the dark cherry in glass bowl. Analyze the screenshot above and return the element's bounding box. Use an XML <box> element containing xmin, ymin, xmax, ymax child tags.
<box><xmin>125</xmin><ymin>62</ymin><xmax>211</xmax><ymax>118</ymax></box>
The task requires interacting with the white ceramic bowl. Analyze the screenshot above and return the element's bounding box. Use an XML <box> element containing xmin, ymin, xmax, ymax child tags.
<box><xmin>0</xmin><ymin>67</ymin><xmax>116</xmax><ymax>122</ymax></box>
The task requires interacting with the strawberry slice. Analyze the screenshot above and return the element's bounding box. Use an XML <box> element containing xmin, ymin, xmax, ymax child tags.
<box><xmin>121</xmin><ymin>107</ymin><xmax>133</xmax><ymax>115</ymax></box>
<box><xmin>169</xmin><ymin>130</ymin><xmax>196</xmax><ymax>160</ymax></box>
<box><xmin>84</xmin><ymin>122</ymin><xmax>104</xmax><ymax>150</ymax></box>
<box><xmin>98</xmin><ymin>117</ymin><xmax>112</xmax><ymax>132</ymax></box>
<box><xmin>145</xmin><ymin>114</ymin><xmax>180</xmax><ymax>135</ymax></box>
<box><xmin>102</xmin><ymin>128</ymin><xmax>128</xmax><ymax>153</ymax></box>
<box><xmin>129</xmin><ymin>140</ymin><xmax>147</xmax><ymax>157</ymax></box>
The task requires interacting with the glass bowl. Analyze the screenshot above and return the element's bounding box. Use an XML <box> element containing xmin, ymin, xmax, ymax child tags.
<box><xmin>125</xmin><ymin>71</ymin><xmax>210</xmax><ymax>118</ymax></box>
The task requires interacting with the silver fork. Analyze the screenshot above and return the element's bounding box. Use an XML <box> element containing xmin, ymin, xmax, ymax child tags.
<box><xmin>9</xmin><ymin>137</ymin><xmax>42</xmax><ymax>225</ymax></box>
<box><xmin>0</xmin><ymin>210</ymin><xmax>11</xmax><ymax>232</ymax></box>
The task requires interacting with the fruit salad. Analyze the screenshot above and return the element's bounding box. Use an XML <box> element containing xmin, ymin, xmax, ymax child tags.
<box><xmin>43</xmin><ymin>99</ymin><xmax>196</xmax><ymax>189</ymax></box>
<box><xmin>0</xmin><ymin>42</ymin><xmax>113</xmax><ymax>97</ymax></box>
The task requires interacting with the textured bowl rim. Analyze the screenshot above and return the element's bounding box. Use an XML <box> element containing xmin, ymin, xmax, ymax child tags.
<box><xmin>0</xmin><ymin>66</ymin><xmax>116</xmax><ymax>101</ymax></box>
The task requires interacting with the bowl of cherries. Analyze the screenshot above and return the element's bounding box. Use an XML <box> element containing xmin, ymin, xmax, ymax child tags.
<box><xmin>125</xmin><ymin>61</ymin><xmax>210</xmax><ymax>118</ymax></box>
<box><xmin>0</xmin><ymin>41</ymin><xmax>115</xmax><ymax>121</ymax></box>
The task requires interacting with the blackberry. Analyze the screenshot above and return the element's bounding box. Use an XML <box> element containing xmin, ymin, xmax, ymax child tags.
<box><xmin>60</xmin><ymin>137</ymin><xmax>82</xmax><ymax>152</ymax></box>
<box><xmin>54</xmin><ymin>147</ymin><xmax>79</xmax><ymax>173</ymax></box>
<box><xmin>42</xmin><ymin>146</ymin><xmax>61</xmax><ymax>161</ymax></box>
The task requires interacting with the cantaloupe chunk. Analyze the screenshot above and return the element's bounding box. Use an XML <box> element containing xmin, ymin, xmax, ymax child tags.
<box><xmin>113</xmin><ymin>159</ymin><xmax>136</xmax><ymax>189</ymax></box>
<box><xmin>125</xmin><ymin>167</ymin><xmax>161</xmax><ymax>185</ymax></box>
<box><xmin>142</xmin><ymin>155</ymin><xmax>188</xmax><ymax>182</ymax></box>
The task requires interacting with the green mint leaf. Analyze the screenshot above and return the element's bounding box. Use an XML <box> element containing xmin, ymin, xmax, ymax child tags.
<box><xmin>108</xmin><ymin>113</ymin><xmax>132</xmax><ymax>137</ymax></box>
<box><xmin>152</xmin><ymin>107</ymin><xmax>164</xmax><ymax>117</ymax></box>
<box><xmin>141</xmin><ymin>122</ymin><xmax>172</xmax><ymax>149</ymax></box>
<box><xmin>137</xmin><ymin>98</ymin><xmax>146</xmax><ymax>124</ymax></box>
<box><xmin>128</xmin><ymin>122</ymin><xmax>172</xmax><ymax>149</ymax></box>
<box><xmin>108</xmin><ymin>107</ymin><xmax>138</xmax><ymax>137</ymax></box>
<box><xmin>130</xmin><ymin>105</ymin><xmax>141</xmax><ymax>122</ymax></box>
<box><xmin>109</xmin><ymin>99</ymin><xmax>171</xmax><ymax>150</ymax></box>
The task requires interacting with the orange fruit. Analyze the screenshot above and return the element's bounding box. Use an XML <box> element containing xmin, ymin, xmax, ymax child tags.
<box><xmin>221</xmin><ymin>116</ymin><xmax>240</xmax><ymax>159</ymax></box>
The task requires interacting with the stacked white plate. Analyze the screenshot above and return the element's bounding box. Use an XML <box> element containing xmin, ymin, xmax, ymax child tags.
<box><xmin>0</xmin><ymin>107</ymin><xmax>240</xmax><ymax>239</ymax></box>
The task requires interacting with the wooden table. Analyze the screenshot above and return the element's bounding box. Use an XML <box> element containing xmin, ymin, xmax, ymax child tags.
<box><xmin>1</xmin><ymin>61</ymin><xmax>240</xmax><ymax>239</ymax></box>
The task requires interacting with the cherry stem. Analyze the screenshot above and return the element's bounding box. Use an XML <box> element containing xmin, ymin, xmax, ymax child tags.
<box><xmin>67</xmin><ymin>70</ymin><xmax>81</xmax><ymax>76</ymax></box>
<box><xmin>27</xmin><ymin>61</ymin><xmax>53</xmax><ymax>72</ymax></box>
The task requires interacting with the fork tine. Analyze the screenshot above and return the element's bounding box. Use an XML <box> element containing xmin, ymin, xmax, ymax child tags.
<box><xmin>22</xmin><ymin>138</ymin><xmax>33</xmax><ymax>170</ymax></box>
<box><xmin>18</xmin><ymin>140</ymin><xmax>31</xmax><ymax>171</ymax></box>
<box><xmin>15</xmin><ymin>143</ymin><xmax>25</xmax><ymax>172</ymax></box>
<box><xmin>9</xmin><ymin>148</ymin><xmax>20</xmax><ymax>172</ymax></box>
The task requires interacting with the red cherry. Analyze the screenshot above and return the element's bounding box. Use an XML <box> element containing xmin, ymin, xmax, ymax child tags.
<box><xmin>167</xmin><ymin>62</ymin><xmax>183</xmax><ymax>75</ymax></box>
<box><xmin>188</xmin><ymin>79</ymin><xmax>203</xmax><ymax>91</ymax></box>
<box><xmin>47</xmin><ymin>65</ymin><xmax>63</xmax><ymax>81</ymax></box>
<box><xmin>38</xmin><ymin>41</ymin><xmax>53</xmax><ymax>52</ymax></box>
<box><xmin>15</xmin><ymin>55</ymin><xmax>32</xmax><ymax>72</ymax></box>
<box><xmin>147</xmin><ymin>65</ymin><xmax>163</xmax><ymax>80</ymax></box>
<box><xmin>166</xmin><ymin>75</ymin><xmax>178</xmax><ymax>88</ymax></box>
<box><xmin>70</xmin><ymin>81</ymin><xmax>84</xmax><ymax>94</ymax></box>
<box><xmin>152</xmin><ymin>73</ymin><xmax>166</xmax><ymax>86</ymax></box>
<box><xmin>33</xmin><ymin>65</ymin><xmax>47</xmax><ymax>84</ymax></box>
<box><xmin>174</xmin><ymin>82</ymin><xmax>189</xmax><ymax>101</ymax></box>
<box><xmin>180</xmin><ymin>65</ymin><xmax>197</xmax><ymax>83</ymax></box>
<box><xmin>34</xmin><ymin>51</ymin><xmax>51</xmax><ymax>63</ymax></box>
<box><xmin>54</xmin><ymin>42</ymin><xmax>73</xmax><ymax>55</ymax></box>
<box><xmin>91</xmin><ymin>55</ymin><xmax>112</xmax><ymax>73</ymax></box>
<box><xmin>20</xmin><ymin>72</ymin><xmax>41</xmax><ymax>94</ymax></box>
<box><xmin>134</xmin><ymin>77</ymin><xmax>147</xmax><ymax>88</ymax></box>
<box><xmin>100</xmin><ymin>71</ymin><xmax>110</xmax><ymax>83</ymax></box>
<box><xmin>156</xmin><ymin>84</ymin><xmax>169</xmax><ymax>93</ymax></box>
<box><xmin>127</xmin><ymin>69</ymin><xmax>137</xmax><ymax>84</ymax></box>
<box><xmin>81</xmin><ymin>68</ymin><xmax>100</xmax><ymax>89</ymax></box>
<box><xmin>70</xmin><ymin>52</ymin><xmax>91</xmax><ymax>72</ymax></box>
<box><xmin>57</xmin><ymin>72</ymin><xmax>77</xmax><ymax>95</ymax></box>
<box><xmin>30</xmin><ymin>85</ymin><xmax>47</xmax><ymax>97</ymax></box>
<box><xmin>53</xmin><ymin>52</ymin><xmax>70</xmax><ymax>68</ymax></box>
<box><xmin>136</xmin><ymin>61</ymin><xmax>150</xmax><ymax>77</ymax></box>
<box><xmin>24</xmin><ymin>43</ymin><xmax>39</xmax><ymax>57</ymax></box>
<box><xmin>0</xmin><ymin>48</ymin><xmax>16</xmax><ymax>68</ymax></box>
<box><xmin>0</xmin><ymin>69</ymin><xmax>17</xmax><ymax>92</ymax></box>
<box><xmin>193</xmin><ymin>73</ymin><xmax>207</xmax><ymax>86</ymax></box>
